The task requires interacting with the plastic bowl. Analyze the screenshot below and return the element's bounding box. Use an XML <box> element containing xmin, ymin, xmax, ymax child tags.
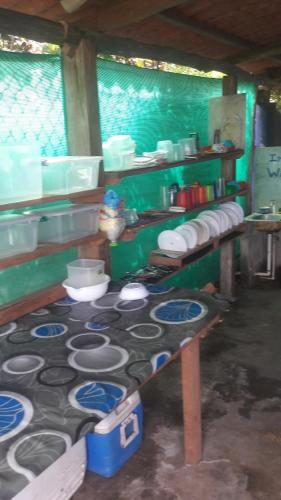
<box><xmin>119</xmin><ymin>283</ymin><xmax>149</xmax><ymax>301</ymax></box>
<box><xmin>63</xmin><ymin>275</ymin><xmax>110</xmax><ymax>302</ymax></box>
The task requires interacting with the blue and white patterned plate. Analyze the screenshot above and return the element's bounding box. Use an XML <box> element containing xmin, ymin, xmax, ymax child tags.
<box><xmin>150</xmin><ymin>299</ymin><xmax>208</xmax><ymax>324</ymax></box>
<box><xmin>31</xmin><ymin>323</ymin><xmax>68</xmax><ymax>338</ymax></box>
<box><xmin>68</xmin><ymin>381</ymin><xmax>127</xmax><ymax>416</ymax></box>
<box><xmin>0</xmin><ymin>392</ymin><xmax>33</xmax><ymax>442</ymax></box>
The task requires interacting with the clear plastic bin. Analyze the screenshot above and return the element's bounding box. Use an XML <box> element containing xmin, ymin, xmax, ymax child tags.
<box><xmin>26</xmin><ymin>204</ymin><xmax>100</xmax><ymax>244</ymax></box>
<box><xmin>0</xmin><ymin>214</ymin><xmax>39</xmax><ymax>259</ymax></box>
<box><xmin>67</xmin><ymin>259</ymin><xmax>105</xmax><ymax>288</ymax></box>
<box><xmin>0</xmin><ymin>144</ymin><xmax>42</xmax><ymax>204</ymax></box>
<box><xmin>42</xmin><ymin>156</ymin><xmax>101</xmax><ymax>195</ymax></box>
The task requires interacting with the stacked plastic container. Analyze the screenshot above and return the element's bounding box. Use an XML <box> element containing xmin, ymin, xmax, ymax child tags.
<box><xmin>102</xmin><ymin>135</ymin><xmax>135</xmax><ymax>171</ymax></box>
<box><xmin>0</xmin><ymin>143</ymin><xmax>102</xmax><ymax>260</ymax></box>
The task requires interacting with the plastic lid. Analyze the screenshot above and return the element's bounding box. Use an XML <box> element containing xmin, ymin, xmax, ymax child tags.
<box><xmin>0</xmin><ymin>213</ymin><xmax>39</xmax><ymax>227</ymax></box>
<box><xmin>26</xmin><ymin>204</ymin><xmax>100</xmax><ymax>217</ymax></box>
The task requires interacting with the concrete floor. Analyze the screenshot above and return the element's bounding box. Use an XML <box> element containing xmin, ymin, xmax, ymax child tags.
<box><xmin>74</xmin><ymin>284</ymin><xmax>281</xmax><ymax>500</ymax></box>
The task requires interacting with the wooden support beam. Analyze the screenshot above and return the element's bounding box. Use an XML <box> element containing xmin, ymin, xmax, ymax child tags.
<box><xmin>221</xmin><ymin>76</ymin><xmax>237</xmax><ymax>182</ymax></box>
<box><xmin>220</xmin><ymin>240</ymin><xmax>235</xmax><ymax>298</ymax></box>
<box><xmin>95</xmin><ymin>34</ymin><xmax>268</xmax><ymax>84</ymax></box>
<box><xmin>63</xmin><ymin>38</ymin><xmax>102</xmax><ymax>157</ymax></box>
<box><xmin>228</xmin><ymin>45</ymin><xmax>281</xmax><ymax>65</ymax></box>
<box><xmin>181</xmin><ymin>337</ymin><xmax>202</xmax><ymax>464</ymax></box>
<box><xmin>0</xmin><ymin>7</ymin><xmax>82</xmax><ymax>46</ymax></box>
<box><xmin>157</xmin><ymin>11</ymin><xmax>253</xmax><ymax>50</ymax></box>
<box><xmin>219</xmin><ymin>76</ymin><xmax>237</xmax><ymax>299</ymax></box>
<box><xmin>75</xmin><ymin>0</ymin><xmax>189</xmax><ymax>32</ymax></box>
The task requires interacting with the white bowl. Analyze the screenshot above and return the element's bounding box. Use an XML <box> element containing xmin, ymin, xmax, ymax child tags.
<box><xmin>119</xmin><ymin>283</ymin><xmax>149</xmax><ymax>301</ymax></box>
<box><xmin>63</xmin><ymin>275</ymin><xmax>110</xmax><ymax>302</ymax></box>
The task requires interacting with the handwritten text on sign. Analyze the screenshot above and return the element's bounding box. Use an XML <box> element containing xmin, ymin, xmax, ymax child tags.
<box><xmin>255</xmin><ymin>147</ymin><xmax>281</xmax><ymax>210</ymax></box>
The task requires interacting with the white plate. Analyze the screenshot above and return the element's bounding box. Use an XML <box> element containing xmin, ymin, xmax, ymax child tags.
<box><xmin>222</xmin><ymin>202</ymin><xmax>244</xmax><ymax>222</ymax></box>
<box><xmin>219</xmin><ymin>206</ymin><xmax>240</xmax><ymax>226</ymax></box>
<box><xmin>175</xmin><ymin>224</ymin><xmax>198</xmax><ymax>249</ymax></box>
<box><xmin>199</xmin><ymin>210</ymin><xmax>222</xmax><ymax>231</ymax></box>
<box><xmin>181</xmin><ymin>223</ymin><xmax>198</xmax><ymax>248</ymax></box>
<box><xmin>197</xmin><ymin>214</ymin><xmax>220</xmax><ymax>237</ymax></box>
<box><xmin>188</xmin><ymin>220</ymin><xmax>210</xmax><ymax>244</ymax></box>
<box><xmin>213</xmin><ymin>210</ymin><xmax>229</xmax><ymax>232</ymax></box>
<box><xmin>158</xmin><ymin>230</ymin><xmax>188</xmax><ymax>252</ymax></box>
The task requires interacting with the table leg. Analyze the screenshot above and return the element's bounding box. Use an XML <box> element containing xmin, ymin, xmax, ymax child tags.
<box><xmin>181</xmin><ymin>337</ymin><xmax>202</xmax><ymax>464</ymax></box>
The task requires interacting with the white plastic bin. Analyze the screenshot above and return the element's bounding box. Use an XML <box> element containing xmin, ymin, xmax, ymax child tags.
<box><xmin>27</xmin><ymin>204</ymin><xmax>100</xmax><ymax>244</ymax></box>
<box><xmin>0</xmin><ymin>144</ymin><xmax>42</xmax><ymax>204</ymax></box>
<box><xmin>0</xmin><ymin>214</ymin><xmax>39</xmax><ymax>259</ymax></box>
<box><xmin>67</xmin><ymin>259</ymin><xmax>105</xmax><ymax>288</ymax></box>
<box><xmin>42</xmin><ymin>156</ymin><xmax>101</xmax><ymax>195</ymax></box>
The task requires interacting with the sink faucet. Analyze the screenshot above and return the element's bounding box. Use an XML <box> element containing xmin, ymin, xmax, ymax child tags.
<box><xmin>270</xmin><ymin>200</ymin><xmax>277</xmax><ymax>213</ymax></box>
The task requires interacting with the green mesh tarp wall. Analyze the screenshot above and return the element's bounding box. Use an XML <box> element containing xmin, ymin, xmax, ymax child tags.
<box><xmin>0</xmin><ymin>51</ymin><xmax>68</xmax><ymax>155</ymax></box>
<box><xmin>0</xmin><ymin>56</ymin><xmax>255</xmax><ymax>305</ymax></box>
<box><xmin>97</xmin><ymin>60</ymin><xmax>239</xmax><ymax>285</ymax></box>
<box><xmin>0</xmin><ymin>50</ymin><xmax>70</xmax><ymax>306</ymax></box>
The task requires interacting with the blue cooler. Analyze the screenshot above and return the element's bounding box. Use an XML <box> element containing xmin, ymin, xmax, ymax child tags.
<box><xmin>86</xmin><ymin>391</ymin><xmax>143</xmax><ymax>477</ymax></box>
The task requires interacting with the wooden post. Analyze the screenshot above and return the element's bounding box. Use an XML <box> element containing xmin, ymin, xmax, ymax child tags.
<box><xmin>220</xmin><ymin>75</ymin><xmax>237</xmax><ymax>298</ymax></box>
<box><xmin>63</xmin><ymin>38</ymin><xmax>102</xmax><ymax>157</ymax></box>
<box><xmin>63</xmin><ymin>39</ymin><xmax>109</xmax><ymax>263</ymax></box>
<box><xmin>181</xmin><ymin>337</ymin><xmax>202</xmax><ymax>464</ymax></box>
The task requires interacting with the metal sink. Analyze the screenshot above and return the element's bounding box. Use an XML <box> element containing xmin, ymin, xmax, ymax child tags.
<box><xmin>245</xmin><ymin>213</ymin><xmax>281</xmax><ymax>222</ymax></box>
<box><xmin>244</xmin><ymin>213</ymin><xmax>281</xmax><ymax>232</ymax></box>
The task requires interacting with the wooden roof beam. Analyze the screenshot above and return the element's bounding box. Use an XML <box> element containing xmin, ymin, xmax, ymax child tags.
<box><xmin>0</xmin><ymin>7</ymin><xmax>82</xmax><ymax>46</ymax></box>
<box><xmin>73</xmin><ymin>0</ymin><xmax>190</xmax><ymax>32</ymax></box>
<box><xmin>228</xmin><ymin>45</ymin><xmax>281</xmax><ymax>65</ymax></box>
<box><xmin>95</xmin><ymin>33</ymin><xmax>269</xmax><ymax>84</ymax></box>
<box><xmin>157</xmin><ymin>10</ymin><xmax>254</xmax><ymax>50</ymax></box>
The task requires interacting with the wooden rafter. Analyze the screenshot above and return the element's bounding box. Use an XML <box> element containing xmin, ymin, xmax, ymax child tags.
<box><xmin>71</xmin><ymin>0</ymin><xmax>190</xmax><ymax>32</ymax></box>
<box><xmin>95</xmin><ymin>34</ymin><xmax>268</xmax><ymax>84</ymax></box>
<box><xmin>157</xmin><ymin>11</ymin><xmax>254</xmax><ymax>50</ymax></box>
<box><xmin>228</xmin><ymin>45</ymin><xmax>281</xmax><ymax>65</ymax></box>
<box><xmin>0</xmin><ymin>7</ymin><xmax>82</xmax><ymax>45</ymax></box>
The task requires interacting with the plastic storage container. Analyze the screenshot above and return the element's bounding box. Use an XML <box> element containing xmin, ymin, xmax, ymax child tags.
<box><xmin>86</xmin><ymin>391</ymin><xmax>143</xmax><ymax>477</ymax></box>
<box><xmin>0</xmin><ymin>144</ymin><xmax>42</xmax><ymax>204</ymax></box>
<box><xmin>102</xmin><ymin>135</ymin><xmax>135</xmax><ymax>172</ymax></box>
<box><xmin>0</xmin><ymin>214</ymin><xmax>39</xmax><ymax>259</ymax></box>
<box><xmin>41</xmin><ymin>156</ymin><xmax>101</xmax><ymax>195</ymax></box>
<box><xmin>67</xmin><ymin>258</ymin><xmax>105</xmax><ymax>287</ymax></box>
<box><xmin>27</xmin><ymin>204</ymin><xmax>100</xmax><ymax>244</ymax></box>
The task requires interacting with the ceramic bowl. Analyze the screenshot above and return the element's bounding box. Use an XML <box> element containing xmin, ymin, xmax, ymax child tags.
<box><xmin>63</xmin><ymin>275</ymin><xmax>110</xmax><ymax>302</ymax></box>
<box><xmin>119</xmin><ymin>282</ymin><xmax>149</xmax><ymax>301</ymax></box>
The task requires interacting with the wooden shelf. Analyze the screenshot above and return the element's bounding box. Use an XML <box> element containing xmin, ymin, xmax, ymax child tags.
<box><xmin>104</xmin><ymin>149</ymin><xmax>244</xmax><ymax>185</ymax></box>
<box><xmin>0</xmin><ymin>187</ymin><xmax>104</xmax><ymax>212</ymax></box>
<box><xmin>0</xmin><ymin>232</ymin><xmax>107</xmax><ymax>270</ymax></box>
<box><xmin>149</xmin><ymin>225</ymin><xmax>244</xmax><ymax>282</ymax></box>
<box><xmin>120</xmin><ymin>189</ymin><xmax>248</xmax><ymax>241</ymax></box>
<box><xmin>0</xmin><ymin>283</ymin><xmax>66</xmax><ymax>326</ymax></box>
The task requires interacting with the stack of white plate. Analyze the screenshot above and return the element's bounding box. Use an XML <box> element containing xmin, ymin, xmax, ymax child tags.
<box><xmin>157</xmin><ymin>202</ymin><xmax>244</xmax><ymax>253</ymax></box>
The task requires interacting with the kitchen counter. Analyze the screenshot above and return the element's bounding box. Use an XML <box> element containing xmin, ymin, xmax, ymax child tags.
<box><xmin>0</xmin><ymin>284</ymin><xmax>220</xmax><ymax>499</ymax></box>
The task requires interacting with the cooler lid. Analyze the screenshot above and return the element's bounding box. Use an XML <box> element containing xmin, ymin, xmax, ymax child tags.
<box><xmin>0</xmin><ymin>213</ymin><xmax>39</xmax><ymax>227</ymax></box>
<box><xmin>95</xmin><ymin>391</ymin><xmax>141</xmax><ymax>434</ymax></box>
<box><xmin>26</xmin><ymin>204</ymin><xmax>100</xmax><ymax>217</ymax></box>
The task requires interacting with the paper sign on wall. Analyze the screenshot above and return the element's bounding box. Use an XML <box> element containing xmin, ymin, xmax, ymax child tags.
<box><xmin>208</xmin><ymin>94</ymin><xmax>246</xmax><ymax>149</ymax></box>
<box><xmin>255</xmin><ymin>147</ymin><xmax>281</xmax><ymax>210</ymax></box>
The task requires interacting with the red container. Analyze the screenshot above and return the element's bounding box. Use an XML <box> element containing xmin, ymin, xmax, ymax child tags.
<box><xmin>198</xmin><ymin>186</ymin><xmax>207</xmax><ymax>204</ymax></box>
<box><xmin>190</xmin><ymin>186</ymin><xmax>198</xmax><ymax>207</ymax></box>
<box><xmin>176</xmin><ymin>190</ymin><xmax>189</xmax><ymax>208</ymax></box>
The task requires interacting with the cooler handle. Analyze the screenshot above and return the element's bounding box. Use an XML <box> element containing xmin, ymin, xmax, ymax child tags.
<box><xmin>120</xmin><ymin>413</ymin><xmax>139</xmax><ymax>448</ymax></box>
